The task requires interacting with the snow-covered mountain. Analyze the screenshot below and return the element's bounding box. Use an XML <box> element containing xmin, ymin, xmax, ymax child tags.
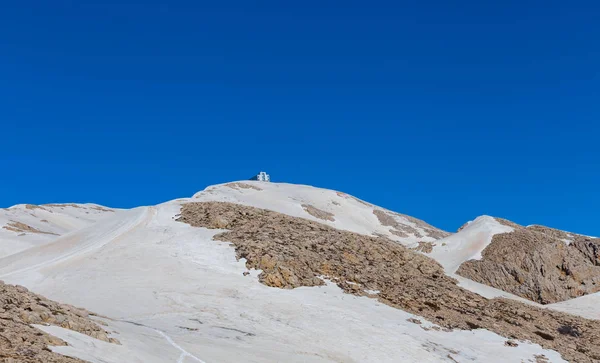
<box><xmin>1</xmin><ymin>181</ymin><xmax>598</xmax><ymax>362</ymax></box>
<box><xmin>430</xmin><ymin>215</ymin><xmax>600</xmax><ymax>320</ymax></box>
<box><xmin>193</xmin><ymin>182</ymin><xmax>450</xmax><ymax>244</ymax></box>
<box><xmin>0</xmin><ymin>203</ymin><xmax>118</xmax><ymax>257</ymax></box>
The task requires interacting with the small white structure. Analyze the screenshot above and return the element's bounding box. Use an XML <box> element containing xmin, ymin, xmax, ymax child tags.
<box><xmin>251</xmin><ymin>171</ymin><xmax>270</xmax><ymax>182</ymax></box>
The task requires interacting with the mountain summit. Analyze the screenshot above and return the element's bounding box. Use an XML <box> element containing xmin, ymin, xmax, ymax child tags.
<box><xmin>0</xmin><ymin>181</ymin><xmax>598</xmax><ymax>362</ymax></box>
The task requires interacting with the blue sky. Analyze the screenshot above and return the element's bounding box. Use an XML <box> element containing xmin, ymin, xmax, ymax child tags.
<box><xmin>1</xmin><ymin>1</ymin><xmax>598</xmax><ymax>235</ymax></box>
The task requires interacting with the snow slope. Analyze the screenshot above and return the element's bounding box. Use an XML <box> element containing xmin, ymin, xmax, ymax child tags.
<box><xmin>194</xmin><ymin>181</ymin><xmax>448</xmax><ymax>247</ymax></box>
<box><xmin>0</xmin><ymin>203</ymin><xmax>118</xmax><ymax>258</ymax></box>
<box><xmin>428</xmin><ymin>216</ymin><xmax>544</xmax><ymax>303</ymax></box>
<box><xmin>430</xmin><ymin>216</ymin><xmax>600</xmax><ymax>312</ymax></box>
<box><xmin>547</xmin><ymin>292</ymin><xmax>600</xmax><ymax>320</ymax></box>
<box><xmin>430</xmin><ymin>216</ymin><xmax>513</xmax><ymax>274</ymax></box>
<box><xmin>0</xmin><ymin>182</ymin><xmax>567</xmax><ymax>363</ymax></box>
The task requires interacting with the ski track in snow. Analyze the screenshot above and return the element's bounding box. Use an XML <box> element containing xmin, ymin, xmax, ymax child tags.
<box><xmin>154</xmin><ymin>329</ymin><xmax>206</xmax><ymax>363</ymax></box>
<box><xmin>117</xmin><ymin>319</ymin><xmax>207</xmax><ymax>363</ymax></box>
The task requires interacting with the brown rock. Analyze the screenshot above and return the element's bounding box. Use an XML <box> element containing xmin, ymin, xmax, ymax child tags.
<box><xmin>0</xmin><ymin>280</ymin><xmax>119</xmax><ymax>362</ymax></box>
<box><xmin>225</xmin><ymin>182</ymin><xmax>263</xmax><ymax>191</ymax></box>
<box><xmin>2</xmin><ymin>221</ymin><xmax>58</xmax><ymax>236</ymax></box>
<box><xmin>457</xmin><ymin>220</ymin><xmax>600</xmax><ymax>304</ymax></box>
<box><xmin>301</xmin><ymin>204</ymin><xmax>335</xmax><ymax>221</ymax></box>
<box><xmin>407</xmin><ymin>317</ymin><xmax>422</xmax><ymax>325</ymax></box>
<box><xmin>178</xmin><ymin>202</ymin><xmax>600</xmax><ymax>363</ymax></box>
<box><xmin>373</xmin><ymin>209</ymin><xmax>449</xmax><ymax>240</ymax></box>
<box><xmin>412</xmin><ymin>241</ymin><xmax>435</xmax><ymax>254</ymax></box>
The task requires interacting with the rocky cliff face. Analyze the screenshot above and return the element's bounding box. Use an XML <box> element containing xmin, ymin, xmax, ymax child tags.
<box><xmin>457</xmin><ymin>219</ymin><xmax>600</xmax><ymax>304</ymax></box>
<box><xmin>178</xmin><ymin>202</ymin><xmax>600</xmax><ymax>363</ymax></box>
<box><xmin>0</xmin><ymin>281</ymin><xmax>118</xmax><ymax>362</ymax></box>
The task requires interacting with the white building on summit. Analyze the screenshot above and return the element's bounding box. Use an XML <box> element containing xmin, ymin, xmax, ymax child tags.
<box><xmin>251</xmin><ymin>171</ymin><xmax>270</xmax><ymax>182</ymax></box>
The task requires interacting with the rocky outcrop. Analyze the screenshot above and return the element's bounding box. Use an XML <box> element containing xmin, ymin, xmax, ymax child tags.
<box><xmin>178</xmin><ymin>202</ymin><xmax>600</xmax><ymax>363</ymax></box>
<box><xmin>225</xmin><ymin>183</ymin><xmax>263</xmax><ymax>191</ymax></box>
<box><xmin>0</xmin><ymin>281</ymin><xmax>118</xmax><ymax>362</ymax></box>
<box><xmin>372</xmin><ymin>209</ymin><xmax>449</xmax><ymax>240</ymax></box>
<box><xmin>3</xmin><ymin>221</ymin><xmax>58</xmax><ymax>236</ymax></box>
<box><xmin>412</xmin><ymin>241</ymin><xmax>435</xmax><ymax>253</ymax></box>
<box><xmin>457</xmin><ymin>220</ymin><xmax>600</xmax><ymax>304</ymax></box>
<box><xmin>573</xmin><ymin>239</ymin><xmax>600</xmax><ymax>266</ymax></box>
<box><xmin>301</xmin><ymin>204</ymin><xmax>335</xmax><ymax>221</ymax></box>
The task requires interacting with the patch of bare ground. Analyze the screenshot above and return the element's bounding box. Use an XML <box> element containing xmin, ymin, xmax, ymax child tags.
<box><xmin>225</xmin><ymin>183</ymin><xmax>263</xmax><ymax>191</ymax></box>
<box><xmin>90</xmin><ymin>206</ymin><xmax>114</xmax><ymax>213</ymax></box>
<box><xmin>373</xmin><ymin>210</ymin><xmax>423</xmax><ymax>238</ymax></box>
<box><xmin>457</xmin><ymin>220</ymin><xmax>600</xmax><ymax>304</ymax></box>
<box><xmin>0</xmin><ymin>281</ymin><xmax>118</xmax><ymax>362</ymax></box>
<box><xmin>43</xmin><ymin>204</ymin><xmax>81</xmax><ymax>209</ymax></box>
<box><xmin>373</xmin><ymin>209</ymin><xmax>400</xmax><ymax>228</ymax></box>
<box><xmin>25</xmin><ymin>204</ymin><xmax>49</xmax><ymax>212</ymax></box>
<box><xmin>389</xmin><ymin>229</ymin><xmax>409</xmax><ymax>238</ymax></box>
<box><xmin>390</xmin><ymin>211</ymin><xmax>451</xmax><ymax>240</ymax></box>
<box><xmin>301</xmin><ymin>204</ymin><xmax>335</xmax><ymax>222</ymax></box>
<box><xmin>412</xmin><ymin>241</ymin><xmax>435</xmax><ymax>253</ymax></box>
<box><xmin>3</xmin><ymin>221</ymin><xmax>58</xmax><ymax>236</ymax></box>
<box><xmin>534</xmin><ymin>354</ymin><xmax>550</xmax><ymax>363</ymax></box>
<box><xmin>423</xmin><ymin>228</ymin><xmax>451</xmax><ymax>240</ymax></box>
<box><xmin>178</xmin><ymin>202</ymin><xmax>600</xmax><ymax>363</ymax></box>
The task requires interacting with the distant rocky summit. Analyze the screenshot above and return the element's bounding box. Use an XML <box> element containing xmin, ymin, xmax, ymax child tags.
<box><xmin>457</xmin><ymin>219</ymin><xmax>600</xmax><ymax>304</ymax></box>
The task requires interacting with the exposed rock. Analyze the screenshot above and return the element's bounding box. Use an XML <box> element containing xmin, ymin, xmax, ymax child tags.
<box><xmin>457</xmin><ymin>220</ymin><xmax>600</xmax><ymax>304</ymax></box>
<box><xmin>24</xmin><ymin>204</ymin><xmax>49</xmax><ymax>212</ymax></box>
<box><xmin>389</xmin><ymin>211</ymin><xmax>450</xmax><ymax>239</ymax></box>
<box><xmin>407</xmin><ymin>318</ymin><xmax>422</xmax><ymax>325</ymax></box>
<box><xmin>535</xmin><ymin>354</ymin><xmax>550</xmax><ymax>363</ymax></box>
<box><xmin>422</xmin><ymin>228</ymin><xmax>450</xmax><ymax>240</ymax></box>
<box><xmin>90</xmin><ymin>206</ymin><xmax>114</xmax><ymax>213</ymax></box>
<box><xmin>412</xmin><ymin>241</ymin><xmax>435</xmax><ymax>254</ymax></box>
<box><xmin>225</xmin><ymin>183</ymin><xmax>263</xmax><ymax>191</ymax></box>
<box><xmin>505</xmin><ymin>340</ymin><xmax>519</xmax><ymax>347</ymax></box>
<box><xmin>373</xmin><ymin>209</ymin><xmax>449</xmax><ymax>240</ymax></box>
<box><xmin>389</xmin><ymin>229</ymin><xmax>409</xmax><ymax>238</ymax></box>
<box><xmin>3</xmin><ymin>221</ymin><xmax>58</xmax><ymax>236</ymax></box>
<box><xmin>0</xmin><ymin>281</ymin><xmax>118</xmax><ymax>362</ymax></box>
<box><xmin>42</xmin><ymin>204</ymin><xmax>82</xmax><ymax>209</ymax></box>
<box><xmin>373</xmin><ymin>209</ymin><xmax>399</xmax><ymax>228</ymax></box>
<box><xmin>457</xmin><ymin>221</ymin><xmax>471</xmax><ymax>232</ymax></box>
<box><xmin>301</xmin><ymin>204</ymin><xmax>335</xmax><ymax>222</ymax></box>
<box><xmin>178</xmin><ymin>202</ymin><xmax>600</xmax><ymax>363</ymax></box>
<box><xmin>494</xmin><ymin>218</ymin><xmax>522</xmax><ymax>230</ymax></box>
<box><xmin>572</xmin><ymin>239</ymin><xmax>600</xmax><ymax>266</ymax></box>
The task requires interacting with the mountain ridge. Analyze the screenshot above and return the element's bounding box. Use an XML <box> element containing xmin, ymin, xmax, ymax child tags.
<box><xmin>0</xmin><ymin>181</ymin><xmax>598</xmax><ymax>362</ymax></box>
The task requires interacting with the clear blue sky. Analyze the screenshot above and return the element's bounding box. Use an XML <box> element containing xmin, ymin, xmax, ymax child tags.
<box><xmin>1</xmin><ymin>1</ymin><xmax>598</xmax><ymax>235</ymax></box>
